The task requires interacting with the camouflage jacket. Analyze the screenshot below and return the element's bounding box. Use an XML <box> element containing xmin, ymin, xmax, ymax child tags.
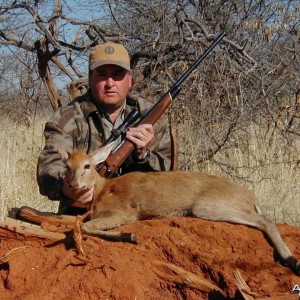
<box><xmin>37</xmin><ymin>91</ymin><xmax>172</xmax><ymax>201</ymax></box>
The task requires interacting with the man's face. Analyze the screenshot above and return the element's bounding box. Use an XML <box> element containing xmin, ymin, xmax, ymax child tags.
<box><xmin>89</xmin><ymin>65</ymin><xmax>132</xmax><ymax>110</ymax></box>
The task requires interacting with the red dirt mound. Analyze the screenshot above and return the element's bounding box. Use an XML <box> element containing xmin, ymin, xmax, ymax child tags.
<box><xmin>0</xmin><ymin>218</ymin><xmax>299</xmax><ymax>299</ymax></box>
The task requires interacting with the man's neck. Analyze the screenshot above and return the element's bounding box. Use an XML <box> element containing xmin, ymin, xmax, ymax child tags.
<box><xmin>99</xmin><ymin>100</ymin><xmax>126</xmax><ymax>124</ymax></box>
<box><xmin>108</xmin><ymin>107</ymin><xmax>123</xmax><ymax>124</ymax></box>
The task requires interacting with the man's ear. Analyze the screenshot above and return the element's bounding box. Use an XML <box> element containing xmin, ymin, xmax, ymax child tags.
<box><xmin>89</xmin><ymin>142</ymin><xmax>114</xmax><ymax>166</ymax></box>
<box><xmin>128</xmin><ymin>72</ymin><xmax>132</xmax><ymax>90</ymax></box>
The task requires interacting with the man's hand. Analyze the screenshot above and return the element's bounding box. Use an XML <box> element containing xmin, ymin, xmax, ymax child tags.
<box><xmin>126</xmin><ymin>124</ymin><xmax>154</xmax><ymax>160</ymax></box>
<box><xmin>62</xmin><ymin>176</ymin><xmax>94</xmax><ymax>205</ymax></box>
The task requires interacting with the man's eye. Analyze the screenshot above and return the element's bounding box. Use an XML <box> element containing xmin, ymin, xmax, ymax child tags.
<box><xmin>97</xmin><ymin>72</ymin><xmax>106</xmax><ymax>77</ymax></box>
<box><xmin>113</xmin><ymin>70</ymin><xmax>126</xmax><ymax>79</ymax></box>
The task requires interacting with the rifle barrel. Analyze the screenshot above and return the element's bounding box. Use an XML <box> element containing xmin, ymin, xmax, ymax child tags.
<box><xmin>173</xmin><ymin>32</ymin><xmax>225</xmax><ymax>89</ymax></box>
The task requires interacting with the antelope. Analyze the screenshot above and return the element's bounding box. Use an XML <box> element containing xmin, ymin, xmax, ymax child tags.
<box><xmin>58</xmin><ymin>143</ymin><xmax>300</xmax><ymax>275</ymax></box>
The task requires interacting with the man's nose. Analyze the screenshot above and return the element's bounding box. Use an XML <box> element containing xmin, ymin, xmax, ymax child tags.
<box><xmin>105</xmin><ymin>76</ymin><xmax>114</xmax><ymax>87</ymax></box>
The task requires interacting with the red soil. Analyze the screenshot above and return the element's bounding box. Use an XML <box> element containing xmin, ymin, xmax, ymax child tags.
<box><xmin>0</xmin><ymin>217</ymin><xmax>299</xmax><ymax>299</ymax></box>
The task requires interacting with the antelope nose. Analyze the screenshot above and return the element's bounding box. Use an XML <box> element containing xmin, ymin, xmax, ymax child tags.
<box><xmin>70</xmin><ymin>182</ymin><xmax>80</xmax><ymax>191</ymax></box>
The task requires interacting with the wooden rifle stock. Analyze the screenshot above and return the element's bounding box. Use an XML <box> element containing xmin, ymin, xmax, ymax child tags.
<box><xmin>98</xmin><ymin>32</ymin><xmax>226</xmax><ymax>178</ymax></box>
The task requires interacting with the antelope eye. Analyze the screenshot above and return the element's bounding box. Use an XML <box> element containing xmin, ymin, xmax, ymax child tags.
<box><xmin>84</xmin><ymin>164</ymin><xmax>91</xmax><ymax>170</ymax></box>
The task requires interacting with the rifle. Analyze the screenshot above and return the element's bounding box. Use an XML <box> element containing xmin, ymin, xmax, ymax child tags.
<box><xmin>98</xmin><ymin>32</ymin><xmax>226</xmax><ymax>178</ymax></box>
<box><xmin>102</xmin><ymin>108</ymin><xmax>140</xmax><ymax>146</ymax></box>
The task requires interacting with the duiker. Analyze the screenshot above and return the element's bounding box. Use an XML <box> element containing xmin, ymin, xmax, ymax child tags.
<box><xmin>58</xmin><ymin>143</ymin><xmax>300</xmax><ymax>275</ymax></box>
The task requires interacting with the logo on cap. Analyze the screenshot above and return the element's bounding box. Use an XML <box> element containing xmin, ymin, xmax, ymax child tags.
<box><xmin>105</xmin><ymin>46</ymin><xmax>114</xmax><ymax>54</ymax></box>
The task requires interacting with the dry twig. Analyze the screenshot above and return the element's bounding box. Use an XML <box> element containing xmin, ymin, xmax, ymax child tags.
<box><xmin>153</xmin><ymin>261</ymin><xmax>225</xmax><ymax>296</ymax></box>
<box><xmin>0</xmin><ymin>246</ymin><xmax>29</xmax><ymax>263</ymax></box>
<box><xmin>0</xmin><ymin>220</ymin><xmax>66</xmax><ymax>241</ymax></box>
<box><xmin>233</xmin><ymin>269</ymin><xmax>257</xmax><ymax>300</ymax></box>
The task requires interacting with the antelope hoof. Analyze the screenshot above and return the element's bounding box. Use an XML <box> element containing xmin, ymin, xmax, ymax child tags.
<box><xmin>130</xmin><ymin>233</ymin><xmax>138</xmax><ymax>244</ymax></box>
<box><xmin>284</xmin><ymin>256</ymin><xmax>300</xmax><ymax>275</ymax></box>
<box><xmin>121</xmin><ymin>232</ymin><xmax>138</xmax><ymax>244</ymax></box>
<box><xmin>295</xmin><ymin>261</ymin><xmax>300</xmax><ymax>276</ymax></box>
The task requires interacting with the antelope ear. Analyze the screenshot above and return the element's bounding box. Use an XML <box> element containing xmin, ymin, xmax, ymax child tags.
<box><xmin>89</xmin><ymin>142</ymin><xmax>114</xmax><ymax>166</ymax></box>
<box><xmin>57</xmin><ymin>148</ymin><xmax>70</xmax><ymax>162</ymax></box>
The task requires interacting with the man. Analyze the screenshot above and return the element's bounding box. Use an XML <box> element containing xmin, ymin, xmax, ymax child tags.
<box><xmin>37</xmin><ymin>43</ymin><xmax>172</xmax><ymax>215</ymax></box>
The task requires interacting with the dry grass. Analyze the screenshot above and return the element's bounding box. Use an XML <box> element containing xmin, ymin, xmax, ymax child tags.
<box><xmin>177</xmin><ymin>119</ymin><xmax>300</xmax><ymax>226</ymax></box>
<box><xmin>1</xmin><ymin>109</ymin><xmax>299</xmax><ymax>227</ymax></box>
<box><xmin>0</xmin><ymin>114</ymin><xmax>58</xmax><ymax>221</ymax></box>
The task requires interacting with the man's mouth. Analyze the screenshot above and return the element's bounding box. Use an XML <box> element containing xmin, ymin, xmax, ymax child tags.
<box><xmin>105</xmin><ymin>90</ymin><xmax>117</xmax><ymax>94</ymax></box>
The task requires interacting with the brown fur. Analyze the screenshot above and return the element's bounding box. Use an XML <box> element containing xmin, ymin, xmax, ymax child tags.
<box><xmin>60</xmin><ymin>144</ymin><xmax>300</xmax><ymax>274</ymax></box>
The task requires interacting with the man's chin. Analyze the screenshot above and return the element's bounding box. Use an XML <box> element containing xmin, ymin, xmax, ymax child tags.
<box><xmin>98</xmin><ymin>98</ymin><xmax>124</xmax><ymax>109</ymax></box>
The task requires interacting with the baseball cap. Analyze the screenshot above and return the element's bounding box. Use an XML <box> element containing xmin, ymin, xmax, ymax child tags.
<box><xmin>89</xmin><ymin>43</ymin><xmax>131</xmax><ymax>71</ymax></box>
